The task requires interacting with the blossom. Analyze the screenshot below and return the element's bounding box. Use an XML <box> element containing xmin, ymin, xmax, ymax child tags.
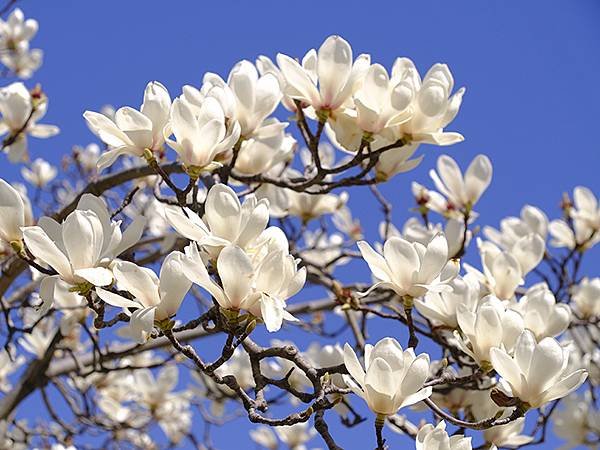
<box><xmin>571</xmin><ymin>277</ymin><xmax>600</xmax><ymax>318</ymax></box>
<box><xmin>416</xmin><ymin>421</ymin><xmax>473</xmax><ymax>450</ymax></box>
<box><xmin>429</xmin><ymin>154</ymin><xmax>492</xmax><ymax>213</ymax></box>
<box><xmin>483</xmin><ymin>204</ymin><xmax>548</xmax><ymax>250</ymax></box>
<box><xmin>96</xmin><ymin>252</ymin><xmax>192</xmax><ymax>342</ymax></box>
<box><xmin>276</xmin><ymin>35</ymin><xmax>369</xmax><ymax>112</ymax></box>
<box><xmin>456</xmin><ymin>296</ymin><xmax>524</xmax><ymax>367</ymax></box>
<box><xmin>22</xmin><ymin>193</ymin><xmax>145</xmax><ymax>297</ymax></box>
<box><xmin>164</xmin><ymin>183</ymin><xmax>273</xmax><ymax>257</ymax></box>
<box><xmin>490</xmin><ymin>329</ymin><xmax>588</xmax><ymax>408</ymax></box>
<box><xmin>571</xmin><ymin>186</ymin><xmax>600</xmax><ymax>231</ymax></box>
<box><xmin>21</xmin><ymin>157</ymin><xmax>56</xmax><ymax>187</ymax></box>
<box><xmin>0</xmin><ymin>9</ymin><xmax>38</xmax><ymax>53</ymax></box>
<box><xmin>164</xmin><ymin>95</ymin><xmax>239</xmax><ymax>172</ymax></box>
<box><xmin>415</xmin><ymin>274</ymin><xmax>480</xmax><ymax>328</ymax></box>
<box><xmin>343</xmin><ymin>338</ymin><xmax>432</xmax><ymax>416</ymax></box>
<box><xmin>0</xmin><ymin>178</ymin><xmax>29</xmax><ymax>244</ymax></box>
<box><xmin>0</xmin><ymin>82</ymin><xmax>59</xmax><ymax>162</ymax></box>
<box><xmin>249</xmin><ymin>426</ymin><xmax>278</xmax><ymax>450</ymax></box>
<box><xmin>84</xmin><ymin>81</ymin><xmax>171</xmax><ymax>170</ymax></box>
<box><xmin>509</xmin><ymin>284</ymin><xmax>570</xmax><ymax>340</ymax></box>
<box><xmin>549</xmin><ymin>218</ymin><xmax>600</xmax><ymax>250</ymax></box>
<box><xmin>394</xmin><ymin>59</ymin><xmax>465</xmax><ymax>146</ymax></box>
<box><xmin>182</xmin><ymin>243</ymin><xmax>305</xmax><ymax>332</ymax></box>
<box><xmin>554</xmin><ymin>393</ymin><xmax>600</xmax><ymax>449</ymax></box>
<box><xmin>358</xmin><ymin>233</ymin><xmax>458</xmax><ymax>298</ymax></box>
<box><xmin>275</xmin><ymin>421</ymin><xmax>317</xmax><ymax>450</ymax></box>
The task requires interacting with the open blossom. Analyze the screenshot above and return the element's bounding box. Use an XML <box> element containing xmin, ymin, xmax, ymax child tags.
<box><xmin>571</xmin><ymin>277</ymin><xmax>600</xmax><ymax>318</ymax></box>
<box><xmin>415</xmin><ymin>274</ymin><xmax>480</xmax><ymax>329</ymax></box>
<box><xmin>393</xmin><ymin>59</ymin><xmax>465</xmax><ymax>146</ymax></box>
<box><xmin>456</xmin><ymin>296</ymin><xmax>524</xmax><ymax>367</ymax></box>
<box><xmin>183</xmin><ymin>243</ymin><xmax>305</xmax><ymax>332</ymax></box>
<box><xmin>276</xmin><ymin>35</ymin><xmax>369</xmax><ymax>112</ymax></box>
<box><xmin>22</xmin><ymin>194</ymin><xmax>145</xmax><ymax>298</ymax></box>
<box><xmin>484</xmin><ymin>205</ymin><xmax>548</xmax><ymax>250</ymax></box>
<box><xmin>96</xmin><ymin>252</ymin><xmax>191</xmax><ymax>342</ymax></box>
<box><xmin>571</xmin><ymin>186</ymin><xmax>600</xmax><ymax>231</ymax></box>
<box><xmin>358</xmin><ymin>233</ymin><xmax>458</xmax><ymax>298</ymax></box>
<box><xmin>429</xmin><ymin>154</ymin><xmax>492</xmax><ymax>213</ymax></box>
<box><xmin>343</xmin><ymin>338</ymin><xmax>431</xmax><ymax>416</ymax></box>
<box><xmin>0</xmin><ymin>82</ymin><xmax>59</xmax><ymax>162</ymax></box>
<box><xmin>21</xmin><ymin>157</ymin><xmax>56</xmax><ymax>187</ymax></box>
<box><xmin>490</xmin><ymin>330</ymin><xmax>588</xmax><ymax>408</ymax></box>
<box><xmin>164</xmin><ymin>95</ymin><xmax>239</xmax><ymax>172</ymax></box>
<box><xmin>509</xmin><ymin>284</ymin><xmax>570</xmax><ymax>340</ymax></box>
<box><xmin>233</xmin><ymin>119</ymin><xmax>296</xmax><ymax>176</ymax></box>
<box><xmin>164</xmin><ymin>183</ymin><xmax>276</xmax><ymax>257</ymax></box>
<box><xmin>393</xmin><ymin>216</ymin><xmax>469</xmax><ymax>259</ymax></box>
<box><xmin>549</xmin><ymin>218</ymin><xmax>600</xmax><ymax>250</ymax></box>
<box><xmin>84</xmin><ymin>81</ymin><xmax>171</xmax><ymax>171</ymax></box>
<box><xmin>416</xmin><ymin>421</ymin><xmax>473</xmax><ymax>450</ymax></box>
<box><xmin>0</xmin><ymin>178</ymin><xmax>30</xmax><ymax>245</ymax></box>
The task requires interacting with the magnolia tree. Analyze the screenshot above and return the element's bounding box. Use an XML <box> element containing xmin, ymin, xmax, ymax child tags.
<box><xmin>0</xmin><ymin>7</ymin><xmax>598</xmax><ymax>450</ymax></box>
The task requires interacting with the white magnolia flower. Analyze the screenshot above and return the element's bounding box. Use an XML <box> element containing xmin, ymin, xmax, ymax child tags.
<box><xmin>23</xmin><ymin>193</ymin><xmax>145</xmax><ymax>297</ymax></box>
<box><xmin>343</xmin><ymin>338</ymin><xmax>432</xmax><ymax>416</ymax></box>
<box><xmin>276</xmin><ymin>35</ymin><xmax>369</xmax><ymax>112</ymax></box>
<box><xmin>352</xmin><ymin>63</ymin><xmax>414</xmax><ymax>134</ymax></box>
<box><xmin>84</xmin><ymin>81</ymin><xmax>171</xmax><ymax>170</ymax></box>
<box><xmin>164</xmin><ymin>183</ymin><xmax>274</xmax><ymax>257</ymax></box>
<box><xmin>416</xmin><ymin>421</ymin><xmax>472</xmax><ymax>450</ymax></box>
<box><xmin>396</xmin><ymin>217</ymin><xmax>469</xmax><ymax>259</ymax></box>
<box><xmin>490</xmin><ymin>329</ymin><xmax>588</xmax><ymax>408</ymax></box>
<box><xmin>333</xmin><ymin>206</ymin><xmax>362</xmax><ymax>240</ymax></box>
<box><xmin>0</xmin><ymin>9</ymin><xmax>38</xmax><ymax>53</ymax></box>
<box><xmin>554</xmin><ymin>393</ymin><xmax>600</xmax><ymax>449</ymax></box>
<box><xmin>73</xmin><ymin>143</ymin><xmax>101</xmax><ymax>173</ymax></box>
<box><xmin>1</xmin><ymin>46</ymin><xmax>42</xmax><ymax>79</ymax></box>
<box><xmin>484</xmin><ymin>205</ymin><xmax>548</xmax><ymax>250</ymax></box>
<box><xmin>0</xmin><ymin>82</ymin><xmax>59</xmax><ymax>162</ymax></box>
<box><xmin>223</xmin><ymin>60</ymin><xmax>281</xmax><ymax>137</ymax></box>
<box><xmin>250</xmin><ymin>426</ymin><xmax>278</xmax><ymax>450</ymax></box>
<box><xmin>21</xmin><ymin>157</ymin><xmax>56</xmax><ymax>187</ymax></box>
<box><xmin>509</xmin><ymin>284</ymin><xmax>570</xmax><ymax>340</ymax></box>
<box><xmin>571</xmin><ymin>277</ymin><xmax>600</xmax><ymax>319</ymax></box>
<box><xmin>0</xmin><ymin>178</ymin><xmax>29</xmax><ymax>244</ymax></box>
<box><xmin>415</xmin><ymin>274</ymin><xmax>480</xmax><ymax>329</ymax></box>
<box><xmin>285</xmin><ymin>185</ymin><xmax>348</xmax><ymax>222</ymax></box>
<box><xmin>164</xmin><ymin>94</ymin><xmax>240</xmax><ymax>172</ymax></box>
<box><xmin>18</xmin><ymin>317</ymin><xmax>56</xmax><ymax>359</ymax></box>
<box><xmin>96</xmin><ymin>252</ymin><xmax>192</xmax><ymax>343</ymax></box>
<box><xmin>548</xmin><ymin>218</ymin><xmax>600</xmax><ymax>250</ymax></box>
<box><xmin>456</xmin><ymin>296</ymin><xmax>524</xmax><ymax>367</ymax></box>
<box><xmin>256</xmin><ymin>54</ymin><xmax>298</xmax><ymax>111</ymax></box>
<box><xmin>394</xmin><ymin>58</ymin><xmax>465</xmax><ymax>146</ymax></box>
<box><xmin>275</xmin><ymin>421</ymin><xmax>316</xmax><ymax>450</ymax></box>
<box><xmin>233</xmin><ymin>119</ymin><xmax>295</xmax><ymax>176</ymax></box>
<box><xmin>183</xmin><ymin>243</ymin><xmax>305</xmax><ymax>332</ymax></box>
<box><xmin>358</xmin><ymin>233</ymin><xmax>458</xmax><ymax>298</ymax></box>
<box><xmin>571</xmin><ymin>186</ymin><xmax>600</xmax><ymax>231</ymax></box>
<box><xmin>429</xmin><ymin>154</ymin><xmax>492</xmax><ymax>213</ymax></box>
<box><xmin>305</xmin><ymin>342</ymin><xmax>346</xmax><ymax>389</ymax></box>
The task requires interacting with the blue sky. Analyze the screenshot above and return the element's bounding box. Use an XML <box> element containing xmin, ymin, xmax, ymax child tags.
<box><xmin>5</xmin><ymin>0</ymin><xmax>600</xmax><ymax>448</ymax></box>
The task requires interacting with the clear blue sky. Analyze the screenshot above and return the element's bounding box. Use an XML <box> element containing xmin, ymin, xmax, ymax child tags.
<box><xmin>5</xmin><ymin>0</ymin><xmax>600</xmax><ymax>448</ymax></box>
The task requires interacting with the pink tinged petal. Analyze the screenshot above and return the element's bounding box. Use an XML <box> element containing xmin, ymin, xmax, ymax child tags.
<box><xmin>260</xmin><ymin>293</ymin><xmax>284</xmax><ymax>332</ymax></box>
<box><xmin>464</xmin><ymin>154</ymin><xmax>492</xmax><ymax>204</ymax></box>
<box><xmin>343</xmin><ymin>343</ymin><xmax>365</xmax><ymax>387</ymax></box>
<box><xmin>157</xmin><ymin>251</ymin><xmax>192</xmax><ymax>319</ymax></box>
<box><xmin>317</xmin><ymin>35</ymin><xmax>353</xmax><ymax>108</ymax></box>
<box><xmin>22</xmin><ymin>226</ymin><xmax>72</xmax><ymax>280</ymax></box>
<box><xmin>96</xmin><ymin>287</ymin><xmax>141</xmax><ymax>310</ymax></box>
<box><xmin>205</xmin><ymin>184</ymin><xmax>242</xmax><ymax>242</ymax></box>
<box><xmin>217</xmin><ymin>245</ymin><xmax>254</xmax><ymax>308</ymax></box>
<box><xmin>83</xmin><ymin>111</ymin><xmax>133</xmax><ymax>147</ymax></box>
<box><xmin>163</xmin><ymin>205</ymin><xmax>209</xmax><ymax>242</ymax></box>
<box><xmin>276</xmin><ymin>53</ymin><xmax>320</xmax><ymax>106</ymax></box>
<box><xmin>0</xmin><ymin>178</ymin><xmax>24</xmax><ymax>242</ymax></box>
<box><xmin>74</xmin><ymin>267</ymin><xmax>113</xmax><ymax>286</ymax></box>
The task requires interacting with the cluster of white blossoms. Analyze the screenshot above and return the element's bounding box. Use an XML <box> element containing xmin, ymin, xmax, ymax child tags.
<box><xmin>0</xmin><ymin>20</ymin><xmax>597</xmax><ymax>450</ymax></box>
